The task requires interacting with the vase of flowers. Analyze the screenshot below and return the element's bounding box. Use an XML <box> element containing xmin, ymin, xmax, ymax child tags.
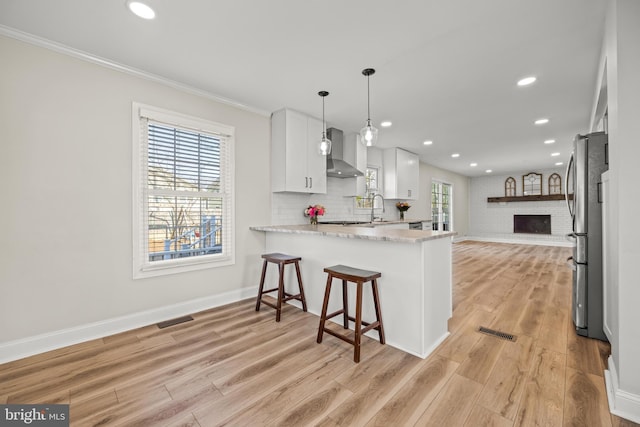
<box><xmin>304</xmin><ymin>204</ymin><xmax>325</xmax><ymax>225</ymax></box>
<box><xmin>396</xmin><ymin>202</ymin><xmax>411</xmax><ymax>221</ymax></box>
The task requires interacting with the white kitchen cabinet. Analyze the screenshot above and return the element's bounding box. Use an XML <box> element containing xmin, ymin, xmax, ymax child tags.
<box><xmin>383</xmin><ymin>148</ymin><xmax>419</xmax><ymax>199</ymax></box>
<box><xmin>271</xmin><ymin>108</ymin><xmax>327</xmax><ymax>193</ymax></box>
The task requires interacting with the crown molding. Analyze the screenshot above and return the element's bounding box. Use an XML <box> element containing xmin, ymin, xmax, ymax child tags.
<box><xmin>0</xmin><ymin>25</ymin><xmax>270</xmax><ymax>117</ymax></box>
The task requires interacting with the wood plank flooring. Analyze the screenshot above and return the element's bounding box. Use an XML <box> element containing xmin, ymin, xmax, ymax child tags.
<box><xmin>1</xmin><ymin>241</ymin><xmax>637</xmax><ymax>426</ymax></box>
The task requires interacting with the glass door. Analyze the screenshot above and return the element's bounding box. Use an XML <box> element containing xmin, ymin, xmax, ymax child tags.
<box><xmin>431</xmin><ymin>181</ymin><xmax>452</xmax><ymax>231</ymax></box>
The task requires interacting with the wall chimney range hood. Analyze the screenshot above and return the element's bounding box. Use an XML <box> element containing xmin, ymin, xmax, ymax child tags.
<box><xmin>326</xmin><ymin>128</ymin><xmax>365</xmax><ymax>178</ymax></box>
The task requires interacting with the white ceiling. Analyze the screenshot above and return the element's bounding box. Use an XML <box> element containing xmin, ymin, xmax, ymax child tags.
<box><xmin>0</xmin><ymin>0</ymin><xmax>608</xmax><ymax>177</ymax></box>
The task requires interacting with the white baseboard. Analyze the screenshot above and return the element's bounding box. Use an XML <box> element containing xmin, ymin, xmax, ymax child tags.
<box><xmin>605</xmin><ymin>356</ymin><xmax>640</xmax><ymax>424</ymax></box>
<box><xmin>458</xmin><ymin>235</ymin><xmax>573</xmax><ymax>247</ymax></box>
<box><xmin>0</xmin><ymin>286</ymin><xmax>256</xmax><ymax>364</ymax></box>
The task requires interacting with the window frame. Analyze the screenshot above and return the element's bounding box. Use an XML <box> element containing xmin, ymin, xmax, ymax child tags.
<box><xmin>355</xmin><ymin>165</ymin><xmax>383</xmax><ymax>210</ymax></box>
<box><xmin>132</xmin><ymin>102</ymin><xmax>235</xmax><ymax>279</ymax></box>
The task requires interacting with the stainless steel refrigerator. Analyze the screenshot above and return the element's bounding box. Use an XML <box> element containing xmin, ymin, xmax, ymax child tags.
<box><xmin>565</xmin><ymin>132</ymin><xmax>608</xmax><ymax>341</ymax></box>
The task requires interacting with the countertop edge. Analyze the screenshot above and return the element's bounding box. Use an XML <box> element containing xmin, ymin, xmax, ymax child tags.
<box><xmin>249</xmin><ymin>224</ymin><xmax>457</xmax><ymax>243</ymax></box>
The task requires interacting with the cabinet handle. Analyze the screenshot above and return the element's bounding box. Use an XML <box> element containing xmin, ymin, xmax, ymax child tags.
<box><xmin>309</xmin><ymin>177</ymin><xmax>313</xmax><ymax>188</ymax></box>
<box><xmin>305</xmin><ymin>177</ymin><xmax>309</xmax><ymax>188</ymax></box>
<box><xmin>408</xmin><ymin>189</ymin><xmax>412</xmax><ymax>197</ymax></box>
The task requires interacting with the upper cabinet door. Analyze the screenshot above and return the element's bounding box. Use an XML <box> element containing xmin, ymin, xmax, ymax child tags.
<box><xmin>396</xmin><ymin>148</ymin><xmax>419</xmax><ymax>199</ymax></box>
<box><xmin>271</xmin><ymin>108</ymin><xmax>327</xmax><ymax>194</ymax></box>
<box><xmin>306</xmin><ymin>116</ymin><xmax>327</xmax><ymax>194</ymax></box>
<box><xmin>383</xmin><ymin>148</ymin><xmax>419</xmax><ymax>200</ymax></box>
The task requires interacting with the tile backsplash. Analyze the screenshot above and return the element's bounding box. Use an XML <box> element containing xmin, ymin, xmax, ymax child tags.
<box><xmin>270</xmin><ymin>177</ymin><xmax>398</xmax><ymax>225</ymax></box>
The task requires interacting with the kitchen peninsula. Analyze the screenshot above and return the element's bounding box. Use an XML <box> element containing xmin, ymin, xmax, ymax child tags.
<box><xmin>250</xmin><ymin>224</ymin><xmax>457</xmax><ymax>358</ymax></box>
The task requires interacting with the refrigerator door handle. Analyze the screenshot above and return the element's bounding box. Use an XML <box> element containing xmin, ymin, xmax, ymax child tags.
<box><xmin>565</xmin><ymin>152</ymin><xmax>575</xmax><ymax>217</ymax></box>
<box><xmin>567</xmin><ymin>257</ymin><xmax>576</xmax><ymax>271</ymax></box>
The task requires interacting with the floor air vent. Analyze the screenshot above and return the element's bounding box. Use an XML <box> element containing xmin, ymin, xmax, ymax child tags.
<box><xmin>478</xmin><ymin>326</ymin><xmax>517</xmax><ymax>342</ymax></box>
<box><xmin>157</xmin><ymin>315</ymin><xmax>194</xmax><ymax>329</ymax></box>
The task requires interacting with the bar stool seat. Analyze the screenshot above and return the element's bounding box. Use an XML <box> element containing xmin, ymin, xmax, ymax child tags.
<box><xmin>255</xmin><ymin>253</ymin><xmax>307</xmax><ymax>322</ymax></box>
<box><xmin>316</xmin><ymin>264</ymin><xmax>385</xmax><ymax>362</ymax></box>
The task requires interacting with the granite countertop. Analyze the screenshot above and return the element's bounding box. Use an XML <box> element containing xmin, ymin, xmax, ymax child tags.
<box><xmin>249</xmin><ymin>224</ymin><xmax>457</xmax><ymax>243</ymax></box>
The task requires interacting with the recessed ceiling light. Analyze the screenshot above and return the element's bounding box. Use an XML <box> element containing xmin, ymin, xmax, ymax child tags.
<box><xmin>517</xmin><ymin>76</ymin><xmax>537</xmax><ymax>86</ymax></box>
<box><xmin>380</xmin><ymin>121</ymin><xmax>392</xmax><ymax>128</ymax></box>
<box><xmin>555</xmin><ymin>162</ymin><xmax>564</xmax><ymax>166</ymax></box>
<box><xmin>486</xmin><ymin>169</ymin><xmax>492</xmax><ymax>173</ymax></box>
<box><xmin>544</xmin><ymin>139</ymin><xmax>556</xmax><ymax>144</ymax></box>
<box><xmin>534</xmin><ymin>118</ymin><xmax>550</xmax><ymax>125</ymax></box>
<box><xmin>423</xmin><ymin>140</ymin><xmax>433</xmax><ymax>145</ymax></box>
<box><xmin>470</xmin><ymin>162</ymin><xmax>478</xmax><ymax>167</ymax></box>
<box><xmin>551</xmin><ymin>152</ymin><xmax>561</xmax><ymax>157</ymax></box>
<box><xmin>451</xmin><ymin>153</ymin><xmax>460</xmax><ymax>158</ymax></box>
<box><xmin>127</xmin><ymin>1</ymin><xmax>155</xmax><ymax>19</ymax></box>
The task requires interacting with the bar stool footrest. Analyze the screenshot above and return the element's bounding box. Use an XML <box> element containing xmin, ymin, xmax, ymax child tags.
<box><xmin>322</xmin><ymin>328</ymin><xmax>356</xmax><ymax>346</ymax></box>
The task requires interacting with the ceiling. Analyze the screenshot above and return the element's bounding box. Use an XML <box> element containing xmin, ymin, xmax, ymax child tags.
<box><xmin>0</xmin><ymin>0</ymin><xmax>608</xmax><ymax>177</ymax></box>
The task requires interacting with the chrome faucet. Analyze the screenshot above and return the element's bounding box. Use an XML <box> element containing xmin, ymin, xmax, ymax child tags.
<box><xmin>370</xmin><ymin>193</ymin><xmax>385</xmax><ymax>222</ymax></box>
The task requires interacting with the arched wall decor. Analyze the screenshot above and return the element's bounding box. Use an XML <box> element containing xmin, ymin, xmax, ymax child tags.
<box><xmin>505</xmin><ymin>177</ymin><xmax>516</xmax><ymax>197</ymax></box>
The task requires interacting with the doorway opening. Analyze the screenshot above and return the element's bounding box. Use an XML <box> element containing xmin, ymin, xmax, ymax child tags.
<box><xmin>432</xmin><ymin>181</ymin><xmax>452</xmax><ymax>231</ymax></box>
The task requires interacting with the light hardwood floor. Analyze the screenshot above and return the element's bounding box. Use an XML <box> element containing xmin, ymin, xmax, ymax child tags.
<box><xmin>1</xmin><ymin>241</ymin><xmax>638</xmax><ymax>426</ymax></box>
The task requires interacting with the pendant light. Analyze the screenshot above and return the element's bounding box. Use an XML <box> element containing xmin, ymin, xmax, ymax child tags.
<box><xmin>318</xmin><ymin>91</ymin><xmax>332</xmax><ymax>155</ymax></box>
<box><xmin>360</xmin><ymin>68</ymin><xmax>378</xmax><ymax>147</ymax></box>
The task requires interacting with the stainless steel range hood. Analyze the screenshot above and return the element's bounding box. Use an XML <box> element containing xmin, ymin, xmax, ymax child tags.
<box><xmin>326</xmin><ymin>128</ymin><xmax>364</xmax><ymax>178</ymax></box>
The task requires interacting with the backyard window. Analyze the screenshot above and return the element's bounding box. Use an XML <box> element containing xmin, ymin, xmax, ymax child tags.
<box><xmin>356</xmin><ymin>167</ymin><xmax>382</xmax><ymax>209</ymax></box>
<box><xmin>132</xmin><ymin>103</ymin><xmax>235</xmax><ymax>278</ymax></box>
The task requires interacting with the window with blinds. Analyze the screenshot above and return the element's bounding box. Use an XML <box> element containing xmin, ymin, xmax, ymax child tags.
<box><xmin>132</xmin><ymin>103</ymin><xmax>235</xmax><ymax>278</ymax></box>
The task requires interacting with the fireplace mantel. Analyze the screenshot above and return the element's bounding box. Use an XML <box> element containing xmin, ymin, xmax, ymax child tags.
<box><xmin>487</xmin><ymin>194</ymin><xmax>571</xmax><ymax>203</ymax></box>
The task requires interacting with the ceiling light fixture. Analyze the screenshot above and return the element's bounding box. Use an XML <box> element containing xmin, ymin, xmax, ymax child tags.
<box><xmin>360</xmin><ymin>68</ymin><xmax>378</xmax><ymax>147</ymax></box>
<box><xmin>534</xmin><ymin>118</ymin><xmax>550</xmax><ymax>125</ymax></box>
<box><xmin>470</xmin><ymin>163</ymin><xmax>478</xmax><ymax>167</ymax></box>
<box><xmin>381</xmin><ymin>121</ymin><xmax>392</xmax><ymax>128</ymax></box>
<box><xmin>555</xmin><ymin>162</ymin><xmax>564</xmax><ymax>166</ymax></box>
<box><xmin>544</xmin><ymin>139</ymin><xmax>556</xmax><ymax>144</ymax></box>
<box><xmin>517</xmin><ymin>76</ymin><xmax>537</xmax><ymax>86</ymax></box>
<box><xmin>317</xmin><ymin>91</ymin><xmax>331</xmax><ymax>156</ymax></box>
<box><xmin>127</xmin><ymin>1</ymin><xmax>155</xmax><ymax>19</ymax></box>
<box><xmin>451</xmin><ymin>153</ymin><xmax>460</xmax><ymax>158</ymax></box>
<box><xmin>423</xmin><ymin>140</ymin><xmax>433</xmax><ymax>145</ymax></box>
<box><xmin>551</xmin><ymin>152</ymin><xmax>560</xmax><ymax>157</ymax></box>
<box><xmin>486</xmin><ymin>169</ymin><xmax>493</xmax><ymax>173</ymax></box>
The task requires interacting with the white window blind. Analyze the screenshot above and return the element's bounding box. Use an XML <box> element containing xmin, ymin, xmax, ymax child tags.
<box><xmin>132</xmin><ymin>103</ymin><xmax>235</xmax><ymax>278</ymax></box>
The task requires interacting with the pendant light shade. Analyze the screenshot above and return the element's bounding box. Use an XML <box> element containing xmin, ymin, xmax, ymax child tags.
<box><xmin>360</xmin><ymin>68</ymin><xmax>378</xmax><ymax>147</ymax></box>
<box><xmin>318</xmin><ymin>91</ymin><xmax>332</xmax><ymax>155</ymax></box>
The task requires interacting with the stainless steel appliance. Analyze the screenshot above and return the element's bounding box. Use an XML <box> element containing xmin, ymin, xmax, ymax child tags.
<box><xmin>565</xmin><ymin>132</ymin><xmax>608</xmax><ymax>340</ymax></box>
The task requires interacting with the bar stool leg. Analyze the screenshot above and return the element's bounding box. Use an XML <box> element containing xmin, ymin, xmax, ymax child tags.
<box><xmin>317</xmin><ymin>274</ymin><xmax>333</xmax><ymax>343</ymax></box>
<box><xmin>353</xmin><ymin>280</ymin><xmax>364</xmax><ymax>363</ymax></box>
<box><xmin>255</xmin><ymin>259</ymin><xmax>268</xmax><ymax>311</ymax></box>
<box><xmin>294</xmin><ymin>260</ymin><xmax>308</xmax><ymax>312</ymax></box>
<box><xmin>341</xmin><ymin>279</ymin><xmax>349</xmax><ymax>329</ymax></box>
<box><xmin>276</xmin><ymin>262</ymin><xmax>285</xmax><ymax>322</ymax></box>
<box><xmin>372</xmin><ymin>279</ymin><xmax>385</xmax><ymax>344</ymax></box>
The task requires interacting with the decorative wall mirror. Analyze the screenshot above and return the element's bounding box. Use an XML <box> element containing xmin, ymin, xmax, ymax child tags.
<box><xmin>548</xmin><ymin>173</ymin><xmax>562</xmax><ymax>195</ymax></box>
<box><xmin>522</xmin><ymin>172</ymin><xmax>542</xmax><ymax>196</ymax></box>
<box><xmin>505</xmin><ymin>177</ymin><xmax>516</xmax><ymax>197</ymax></box>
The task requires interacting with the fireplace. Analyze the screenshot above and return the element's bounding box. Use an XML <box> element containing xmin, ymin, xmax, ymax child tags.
<box><xmin>513</xmin><ymin>215</ymin><xmax>551</xmax><ymax>234</ymax></box>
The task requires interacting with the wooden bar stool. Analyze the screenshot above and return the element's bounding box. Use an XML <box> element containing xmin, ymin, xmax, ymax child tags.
<box><xmin>316</xmin><ymin>264</ymin><xmax>385</xmax><ymax>362</ymax></box>
<box><xmin>255</xmin><ymin>253</ymin><xmax>308</xmax><ymax>322</ymax></box>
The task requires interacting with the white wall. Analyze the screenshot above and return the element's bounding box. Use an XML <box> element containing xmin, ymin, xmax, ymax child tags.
<box><xmin>468</xmin><ymin>168</ymin><xmax>571</xmax><ymax>245</ymax></box>
<box><xmin>598</xmin><ymin>0</ymin><xmax>640</xmax><ymax>422</ymax></box>
<box><xmin>419</xmin><ymin>162</ymin><xmax>470</xmax><ymax>237</ymax></box>
<box><xmin>0</xmin><ymin>35</ymin><xmax>270</xmax><ymax>358</ymax></box>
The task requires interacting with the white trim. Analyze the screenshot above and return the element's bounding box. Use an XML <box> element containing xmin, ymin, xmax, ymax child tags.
<box><xmin>0</xmin><ymin>25</ymin><xmax>269</xmax><ymax>117</ymax></box>
<box><xmin>131</xmin><ymin>102</ymin><xmax>236</xmax><ymax>279</ymax></box>
<box><xmin>0</xmin><ymin>287</ymin><xmax>256</xmax><ymax>364</ymax></box>
<box><xmin>605</xmin><ymin>356</ymin><xmax>640</xmax><ymax>424</ymax></box>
